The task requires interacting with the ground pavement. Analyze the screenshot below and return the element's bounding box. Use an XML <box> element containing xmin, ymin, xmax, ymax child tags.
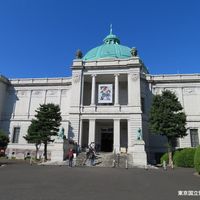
<box><xmin>0</xmin><ymin>160</ymin><xmax>199</xmax><ymax>200</ymax></box>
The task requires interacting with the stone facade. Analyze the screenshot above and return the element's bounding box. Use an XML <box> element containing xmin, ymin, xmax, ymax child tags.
<box><xmin>0</xmin><ymin>35</ymin><xmax>200</xmax><ymax>166</ymax></box>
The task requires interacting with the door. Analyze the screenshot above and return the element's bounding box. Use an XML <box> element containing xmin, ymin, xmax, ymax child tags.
<box><xmin>101</xmin><ymin>128</ymin><xmax>113</xmax><ymax>152</ymax></box>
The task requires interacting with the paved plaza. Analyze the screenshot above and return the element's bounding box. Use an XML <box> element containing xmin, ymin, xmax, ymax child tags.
<box><xmin>0</xmin><ymin>161</ymin><xmax>199</xmax><ymax>200</ymax></box>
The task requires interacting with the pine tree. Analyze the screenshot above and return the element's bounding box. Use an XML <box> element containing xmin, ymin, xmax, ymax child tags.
<box><xmin>0</xmin><ymin>129</ymin><xmax>9</xmax><ymax>147</ymax></box>
<box><xmin>24</xmin><ymin>104</ymin><xmax>62</xmax><ymax>160</ymax></box>
<box><xmin>149</xmin><ymin>90</ymin><xmax>187</xmax><ymax>166</ymax></box>
<box><xmin>24</xmin><ymin>120</ymin><xmax>42</xmax><ymax>159</ymax></box>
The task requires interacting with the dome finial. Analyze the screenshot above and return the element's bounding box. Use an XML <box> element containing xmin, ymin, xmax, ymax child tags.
<box><xmin>103</xmin><ymin>25</ymin><xmax>120</xmax><ymax>44</ymax></box>
<box><xmin>110</xmin><ymin>24</ymin><xmax>113</xmax><ymax>35</ymax></box>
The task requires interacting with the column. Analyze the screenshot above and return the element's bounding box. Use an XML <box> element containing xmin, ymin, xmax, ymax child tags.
<box><xmin>88</xmin><ymin>119</ymin><xmax>96</xmax><ymax>145</ymax></box>
<box><xmin>59</xmin><ymin>89</ymin><xmax>62</xmax><ymax>107</ymax></box>
<box><xmin>128</xmin><ymin>73</ymin><xmax>134</xmax><ymax>106</ymax></box>
<box><xmin>27</xmin><ymin>90</ymin><xmax>32</xmax><ymax>118</ymax></box>
<box><xmin>80</xmin><ymin>75</ymin><xmax>85</xmax><ymax>109</ymax></box>
<box><xmin>91</xmin><ymin>74</ymin><xmax>96</xmax><ymax>106</ymax></box>
<box><xmin>78</xmin><ymin>119</ymin><xmax>83</xmax><ymax>147</ymax></box>
<box><xmin>113</xmin><ymin>119</ymin><xmax>120</xmax><ymax>153</ymax></box>
<box><xmin>114</xmin><ymin>74</ymin><xmax>119</xmax><ymax>105</ymax></box>
<box><xmin>44</xmin><ymin>90</ymin><xmax>47</xmax><ymax>104</ymax></box>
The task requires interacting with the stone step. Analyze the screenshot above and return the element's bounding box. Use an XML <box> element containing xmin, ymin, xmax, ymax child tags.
<box><xmin>76</xmin><ymin>152</ymin><xmax>129</xmax><ymax>168</ymax></box>
<box><xmin>39</xmin><ymin>152</ymin><xmax>153</xmax><ymax>169</ymax></box>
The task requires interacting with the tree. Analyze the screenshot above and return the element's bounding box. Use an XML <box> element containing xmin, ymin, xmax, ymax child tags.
<box><xmin>24</xmin><ymin>104</ymin><xmax>62</xmax><ymax>160</ymax></box>
<box><xmin>0</xmin><ymin>129</ymin><xmax>9</xmax><ymax>147</ymax></box>
<box><xmin>149</xmin><ymin>90</ymin><xmax>187</xmax><ymax>166</ymax></box>
<box><xmin>24</xmin><ymin>120</ymin><xmax>42</xmax><ymax>159</ymax></box>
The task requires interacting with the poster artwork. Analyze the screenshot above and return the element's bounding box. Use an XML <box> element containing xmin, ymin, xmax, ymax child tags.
<box><xmin>98</xmin><ymin>84</ymin><xmax>113</xmax><ymax>103</ymax></box>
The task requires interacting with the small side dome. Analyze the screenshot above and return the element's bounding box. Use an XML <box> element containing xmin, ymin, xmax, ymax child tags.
<box><xmin>83</xmin><ymin>27</ymin><xmax>132</xmax><ymax>61</ymax></box>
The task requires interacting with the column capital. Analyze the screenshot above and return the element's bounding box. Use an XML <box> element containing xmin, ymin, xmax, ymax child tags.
<box><xmin>91</xmin><ymin>74</ymin><xmax>97</xmax><ymax>77</ymax></box>
<box><xmin>89</xmin><ymin>118</ymin><xmax>96</xmax><ymax>122</ymax></box>
<box><xmin>114</xmin><ymin>73</ymin><xmax>120</xmax><ymax>77</ymax></box>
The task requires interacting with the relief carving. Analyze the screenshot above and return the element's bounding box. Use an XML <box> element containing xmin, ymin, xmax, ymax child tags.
<box><xmin>183</xmin><ymin>88</ymin><xmax>196</xmax><ymax>95</ymax></box>
<box><xmin>47</xmin><ymin>90</ymin><xmax>58</xmax><ymax>96</ymax></box>
<box><xmin>32</xmin><ymin>91</ymin><xmax>42</xmax><ymax>96</ymax></box>
<box><xmin>73</xmin><ymin>74</ymin><xmax>81</xmax><ymax>83</ymax></box>
<box><xmin>61</xmin><ymin>90</ymin><xmax>68</xmax><ymax>96</ymax></box>
<box><xmin>17</xmin><ymin>90</ymin><xmax>27</xmax><ymax>97</ymax></box>
<box><xmin>130</xmin><ymin>73</ymin><xmax>139</xmax><ymax>81</ymax></box>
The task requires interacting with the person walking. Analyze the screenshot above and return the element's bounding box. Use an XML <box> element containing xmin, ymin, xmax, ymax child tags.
<box><xmin>83</xmin><ymin>147</ymin><xmax>90</xmax><ymax>166</ymax></box>
<box><xmin>89</xmin><ymin>148</ymin><xmax>95</xmax><ymax>166</ymax></box>
<box><xmin>67</xmin><ymin>148</ymin><xmax>74</xmax><ymax>167</ymax></box>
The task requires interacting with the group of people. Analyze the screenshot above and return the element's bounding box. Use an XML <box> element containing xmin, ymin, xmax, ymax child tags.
<box><xmin>66</xmin><ymin>143</ymin><xmax>96</xmax><ymax>167</ymax></box>
<box><xmin>84</xmin><ymin>145</ymin><xmax>96</xmax><ymax>166</ymax></box>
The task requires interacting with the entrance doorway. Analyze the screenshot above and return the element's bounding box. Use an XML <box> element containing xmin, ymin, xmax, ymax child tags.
<box><xmin>101</xmin><ymin>128</ymin><xmax>113</xmax><ymax>152</ymax></box>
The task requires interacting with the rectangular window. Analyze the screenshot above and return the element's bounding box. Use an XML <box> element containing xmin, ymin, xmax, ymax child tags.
<box><xmin>190</xmin><ymin>129</ymin><xmax>199</xmax><ymax>147</ymax></box>
<box><xmin>12</xmin><ymin>127</ymin><xmax>20</xmax><ymax>143</ymax></box>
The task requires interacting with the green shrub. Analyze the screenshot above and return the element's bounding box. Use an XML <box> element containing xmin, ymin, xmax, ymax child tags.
<box><xmin>160</xmin><ymin>152</ymin><xmax>169</xmax><ymax>164</ymax></box>
<box><xmin>173</xmin><ymin>148</ymin><xmax>196</xmax><ymax>168</ymax></box>
<box><xmin>194</xmin><ymin>146</ymin><xmax>200</xmax><ymax>174</ymax></box>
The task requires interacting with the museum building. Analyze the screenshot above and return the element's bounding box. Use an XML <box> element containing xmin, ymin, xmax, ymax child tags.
<box><xmin>0</xmin><ymin>29</ymin><xmax>200</xmax><ymax>165</ymax></box>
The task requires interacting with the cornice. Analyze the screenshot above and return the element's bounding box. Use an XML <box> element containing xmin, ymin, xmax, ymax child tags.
<box><xmin>72</xmin><ymin>57</ymin><xmax>143</xmax><ymax>69</ymax></box>
<box><xmin>146</xmin><ymin>73</ymin><xmax>200</xmax><ymax>84</ymax></box>
<box><xmin>9</xmin><ymin>77</ymin><xmax>72</xmax><ymax>87</ymax></box>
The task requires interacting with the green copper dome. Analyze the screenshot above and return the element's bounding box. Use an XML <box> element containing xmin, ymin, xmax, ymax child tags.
<box><xmin>83</xmin><ymin>28</ymin><xmax>132</xmax><ymax>61</ymax></box>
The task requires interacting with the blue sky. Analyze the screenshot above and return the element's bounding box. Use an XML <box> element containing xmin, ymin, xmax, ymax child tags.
<box><xmin>0</xmin><ymin>0</ymin><xmax>200</xmax><ymax>78</ymax></box>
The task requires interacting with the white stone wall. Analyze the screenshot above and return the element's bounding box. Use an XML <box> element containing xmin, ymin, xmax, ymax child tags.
<box><xmin>128</xmin><ymin>114</ymin><xmax>142</xmax><ymax>152</ymax></box>
<box><xmin>1</xmin><ymin>77</ymin><xmax>72</xmax><ymax>149</ymax></box>
<box><xmin>147</xmin><ymin>74</ymin><xmax>200</xmax><ymax>153</ymax></box>
<box><xmin>68</xmin><ymin>66</ymin><xmax>83</xmax><ymax>144</ymax></box>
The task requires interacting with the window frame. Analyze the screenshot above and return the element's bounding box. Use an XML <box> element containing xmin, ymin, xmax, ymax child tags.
<box><xmin>190</xmin><ymin>128</ymin><xmax>199</xmax><ymax>147</ymax></box>
<box><xmin>12</xmin><ymin>126</ymin><xmax>20</xmax><ymax>143</ymax></box>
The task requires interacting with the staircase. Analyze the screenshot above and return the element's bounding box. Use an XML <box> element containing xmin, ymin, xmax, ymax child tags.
<box><xmin>75</xmin><ymin>152</ymin><xmax>87</xmax><ymax>166</ymax></box>
<box><xmin>40</xmin><ymin>152</ymin><xmax>151</xmax><ymax>168</ymax></box>
<box><xmin>75</xmin><ymin>152</ymin><xmax>129</xmax><ymax>168</ymax></box>
<box><xmin>95</xmin><ymin>152</ymin><xmax>115</xmax><ymax>167</ymax></box>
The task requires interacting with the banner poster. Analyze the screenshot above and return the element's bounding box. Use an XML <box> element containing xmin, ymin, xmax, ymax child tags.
<box><xmin>98</xmin><ymin>84</ymin><xmax>113</xmax><ymax>103</ymax></box>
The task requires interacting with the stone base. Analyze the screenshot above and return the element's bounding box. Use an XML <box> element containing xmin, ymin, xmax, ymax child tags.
<box><xmin>6</xmin><ymin>143</ymin><xmax>48</xmax><ymax>159</ymax></box>
<box><xmin>128</xmin><ymin>140</ymin><xmax>147</xmax><ymax>167</ymax></box>
<box><xmin>50</xmin><ymin>143</ymin><xmax>64</xmax><ymax>162</ymax></box>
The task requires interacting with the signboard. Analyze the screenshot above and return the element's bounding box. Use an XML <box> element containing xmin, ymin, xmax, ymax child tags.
<box><xmin>98</xmin><ymin>84</ymin><xmax>113</xmax><ymax>103</ymax></box>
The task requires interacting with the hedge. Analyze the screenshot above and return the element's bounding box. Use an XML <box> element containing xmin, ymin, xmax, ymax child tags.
<box><xmin>173</xmin><ymin>148</ymin><xmax>196</xmax><ymax>168</ymax></box>
<box><xmin>194</xmin><ymin>146</ymin><xmax>200</xmax><ymax>174</ymax></box>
